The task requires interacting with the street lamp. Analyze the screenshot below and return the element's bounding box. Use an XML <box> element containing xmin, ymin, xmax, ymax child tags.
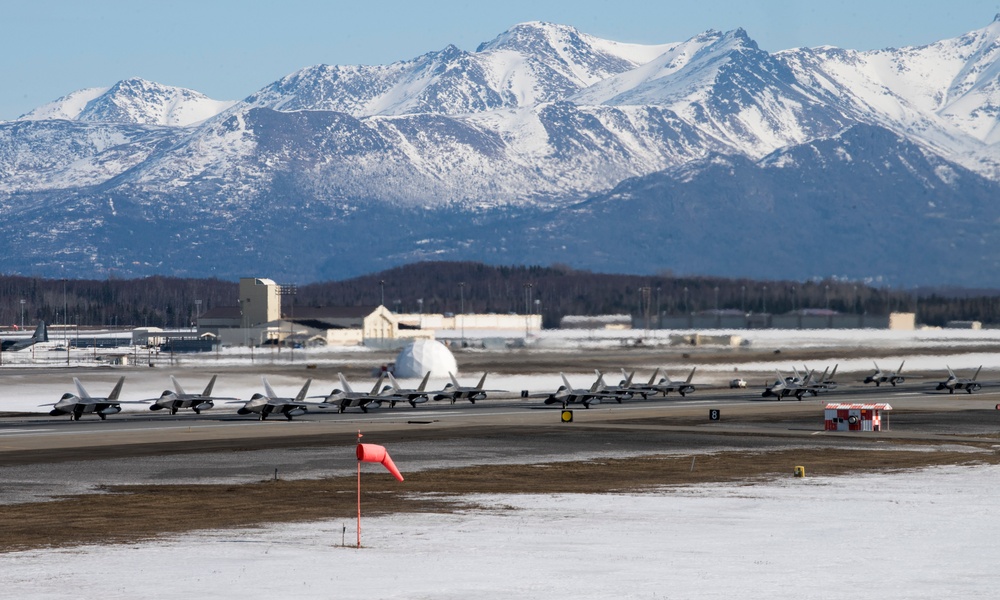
<box><xmin>19</xmin><ymin>299</ymin><xmax>25</xmax><ymax>330</ymax></box>
<box><xmin>459</xmin><ymin>282</ymin><xmax>465</xmax><ymax>346</ymax></box>
<box><xmin>379</xmin><ymin>280</ymin><xmax>385</xmax><ymax>306</ymax></box>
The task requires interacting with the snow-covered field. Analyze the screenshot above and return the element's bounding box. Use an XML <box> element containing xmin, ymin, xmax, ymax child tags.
<box><xmin>3</xmin><ymin>464</ymin><xmax>998</xmax><ymax>599</ymax></box>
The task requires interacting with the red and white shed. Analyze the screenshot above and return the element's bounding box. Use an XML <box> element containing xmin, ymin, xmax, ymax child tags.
<box><xmin>824</xmin><ymin>403</ymin><xmax>892</xmax><ymax>432</ymax></box>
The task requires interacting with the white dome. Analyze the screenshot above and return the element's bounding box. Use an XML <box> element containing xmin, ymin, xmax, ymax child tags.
<box><xmin>394</xmin><ymin>340</ymin><xmax>458</xmax><ymax>378</ymax></box>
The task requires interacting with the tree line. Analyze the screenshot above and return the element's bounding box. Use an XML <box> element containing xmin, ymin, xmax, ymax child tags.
<box><xmin>0</xmin><ymin>262</ymin><xmax>996</xmax><ymax>329</ymax></box>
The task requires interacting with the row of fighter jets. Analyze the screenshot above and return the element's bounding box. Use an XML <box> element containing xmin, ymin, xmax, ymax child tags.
<box><xmin>862</xmin><ymin>361</ymin><xmax>986</xmax><ymax>394</ymax></box>
<box><xmin>43</xmin><ymin>367</ymin><xmax>702</xmax><ymax>420</ymax></box>
<box><xmin>763</xmin><ymin>361</ymin><xmax>989</xmax><ymax>400</ymax></box>
<box><xmin>43</xmin><ymin>372</ymin><xmax>502</xmax><ymax>421</ymax></box>
<box><xmin>38</xmin><ymin>360</ymin><xmax>993</xmax><ymax>421</ymax></box>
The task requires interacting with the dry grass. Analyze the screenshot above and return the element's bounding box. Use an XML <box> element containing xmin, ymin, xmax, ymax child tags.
<box><xmin>3</xmin><ymin>447</ymin><xmax>996</xmax><ymax>553</ymax></box>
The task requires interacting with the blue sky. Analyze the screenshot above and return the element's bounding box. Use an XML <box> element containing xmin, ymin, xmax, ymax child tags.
<box><xmin>2</xmin><ymin>1</ymin><xmax>998</xmax><ymax>121</ymax></box>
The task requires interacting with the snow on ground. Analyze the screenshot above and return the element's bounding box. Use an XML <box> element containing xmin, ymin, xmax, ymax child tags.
<box><xmin>3</xmin><ymin>464</ymin><xmax>999</xmax><ymax>599</ymax></box>
<box><xmin>2</xmin><ymin>327</ymin><xmax>1000</xmax><ymax>413</ymax></box>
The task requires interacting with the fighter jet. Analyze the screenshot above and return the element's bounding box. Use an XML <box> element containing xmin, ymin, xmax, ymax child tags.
<box><xmin>148</xmin><ymin>375</ymin><xmax>236</xmax><ymax>414</ymax></box>
<box><xmin>1</xmin><ymin>321</ymin><xmax>47</xmax><ymax>352</ymax></box>
<box><xmin>318</xmin><ymin>373</ymin><xmax>386</xmax><ymax>413</ymax></box>
<box><xmin>529</xmin><ymin>373</ymin><xmax>620</xmax><ymax>409</ymax></box>
<box><xmin>864</xmin><ymin>361</ymin><xmax>907</xmax><ymax>387</ymax></box>
<box><xmin>646</xmin><ymin>368</ymin><xmax>698</xmax><ymax>397</ymax></box>
<box><xmin>762</xmin><ymin>369</ymin><xmax>814</xmax><ymax>400</ymax></box>
<box><xmin>381</xmin><ymin>372</ymin><xmax>432</xmax><ymax>408</ymax></box>
<box><xmin>594</xmin><ymin>370</ymin><xmax>636</xmax><ymax>403</ymax></box>
<box><xmin>233</xmin><ymin>377</ymin><xmax>312</xmax><ymax>421</ymax></box>
<box><xmin>432</xmin><ymin>372</ymin><xmax>503</xmax><ymax>404</ymax></box>
<box><xmin>936</xmin><ymin>366</ymin><xmax>983</xmax><ymax>394</ymax></box>
<box><xmin>45</xmin><ymin>377</ymin><xmax>142</xmax><ymax>420</ymax></box>
<box><xmin>617</xmin><ymin>368</ymin><xmax>661</xmax><ymax>399</ymax></box>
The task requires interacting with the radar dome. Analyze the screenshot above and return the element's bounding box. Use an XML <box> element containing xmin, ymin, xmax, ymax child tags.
<box><xmin>394</xmin><ymin>340</ymin><xmax>458</xmax><ymax>378</ymax></box>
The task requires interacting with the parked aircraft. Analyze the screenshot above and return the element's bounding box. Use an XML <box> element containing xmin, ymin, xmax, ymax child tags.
<box><xmin>432</xmin><ymin>372</ymin><xmax>502</xmax><ymax>404</ymax></box>
<box><xmin>647</xmin><ymin>368</ymin><xmax>698</xmax><ymax>397</ymax></box>
<box><xmin>319</xmin><ymin>373</ymin><xmax>385</xmax><ymax>413</ymax></box>
<box><xmin>149</xmin><ymin>375</ymin><xmax>236</xmax><ymax>414</ymax></box>
<box><xmin>864</xmin><ymin>361</ymin><xmax>907</xmax><ymax>386</ymax></box>
<box><xmin>594</xmin><ymin>370</ymin><xmax>636</xmax><ymax>403</ymax></box>
<box><xmin>936</xmin><ymin>366</ymin><xmax>983</xmax><ymax>394</ymax></box>
<box><xmin>45</xmin><ymin>377</ymin><xmax>139</xmax><ymax>420</ymax></box>
<box><xmin>762</xmin><ymin>369</ymin><xmax>815</xmax><ymax>400</ymax></box>
<box><xmin>618</xmin><ymin>368</ymin><xmax>661</xmax><ymax>399</ymax></box>
<box><xmin>382</xmin><ymin>372</ymin><xmax>431</xmax><ymax>408</ymax></box>
<box><xmin>530</xmin><ymin>373</ymin><xmax>619</xmax><ymax>409</ymax></box>
<box><xmin>234</xmin><ymin>377</ymin><xmax>312</xmax><ymax>420</ymax></box>
<box><xmin>1</xmin><ymin>321</ymin><xmax>47</xmax><ymax>352</ymax></box>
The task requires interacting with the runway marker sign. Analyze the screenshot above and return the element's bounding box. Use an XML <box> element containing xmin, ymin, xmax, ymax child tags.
<box><xmin>561</xmin><ymin>410</ymin><xmax>574</xmax><ymax>423</ymax></box>
<box><xmin>709</xmin><ymin>409</ymin><xmax>721</xmax><ymax>421</ymax></box>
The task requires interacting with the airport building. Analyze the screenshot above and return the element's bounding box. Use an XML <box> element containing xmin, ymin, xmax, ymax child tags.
<box><xmin>657</xmin><ymin>310</ymin><xmax>916</xmax><ymax>330</ymax></box>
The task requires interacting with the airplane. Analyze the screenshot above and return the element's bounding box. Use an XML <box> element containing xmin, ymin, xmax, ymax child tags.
<box><xmin>618</xmin><ymin>368</ymin><xmax>661</xmax><ymax>399</ymax></box>
<box><xmin>762</xmin><ymin>369</ymin><xmax>815</xmax><ymax>400</ymax></box>
<box><xmin>381</xmin><ymin>372</ymin><xmax>432</xmax><ymax>408</ymax></box>
<box><xmin>936</xmin><ymin>366</ymin><xmax>983</xmax><ymax>394</ymax></box>
<box><xmin>1</xmin><ymin>321</ymin><xmax>47</xmax><ymax>352</ymax></box>
<box><xmin>148</xmin><ymin>375</ymin><xmax>237</xmax><ymax>414</ymax></box>
<box><xmin>318</xmin><ymin>373</ymin><xmax>386</xmax><ymax>413</ymax></box>
<box><xmin>812</xmin><ymin>364</ymin><xmax>839</xmax><ymax>391</ymax></box>
<box><xmin>45</xmin><ymin>377</ymin><xmax>142</xmax><ymax>420</ymax></box>
<box><xmin>529</xmin><ymin>373</ymin><xmax>620</xmax><ymax>409</ymax></box>
<box><xmin>432</xmin><ymin>372</ymin><xmax>503</xmax><ymax>404</ymax></box>
<box><xmin>646</xmin><ymin>368</ymin><xmax>698</xmax><ymax>397</ymax></box>
<box><xmin>233</xmin><ymin>377</ymin><xmax>312</xmax><ymax>420</ymax></box>
<box><xmin>594</xmin><ymin>370</ymin><xmax>636</xmax><ymax>403</ymax></box>
<box><xmin>864</xmin><ymin>361</ymin><xmax>907</xmax><ymax>386</ymax></box>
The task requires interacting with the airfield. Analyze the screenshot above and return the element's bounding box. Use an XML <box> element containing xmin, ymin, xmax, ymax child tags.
<box><xmin>4</xmin><ymin>328</ymin><xmax>1000</xmax><ymax>597</ymax></box>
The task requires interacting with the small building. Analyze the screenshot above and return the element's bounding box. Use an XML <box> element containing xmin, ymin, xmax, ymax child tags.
<box><xmin>559</xmin><ymin>315</ymin><xmax>631</xmax><ymax>330</ymax></box>
<box><xmin>824</xmin><ymin>403</ymin><xmax>892</xmax><ymax>432</ymax></box>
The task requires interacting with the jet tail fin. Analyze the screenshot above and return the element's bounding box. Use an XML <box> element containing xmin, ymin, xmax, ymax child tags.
<box><xmin>338</xmin><ymin>373</ymin><xmax>354</xmax><ymax>395</ymax></box>
<box><xmin>33</xmin><ymin>321</ymin><xmax>48</xmax><ymax>343</ymax></box>
<box><xmin>262</xmin><ymin>376</ymin><xmax>278</xmax><ymax>399</ymax></box>
<box><xmin>202</xmin><ymin>375</ymin><xmax>217</xmax><ymax>397</ymax></box>
<box><xmin>387</xmin><ymin>372</ymin><xmax>403</xmax><ymax>392</ymax></box>
<box><xmin>295</xmin><ymin>379</ymin><xmax>312</xmax><ymax>402</ymax></box>
<box><xmin>171</xmin><ymin>376</ymin><xmax>188</xmax><ymax>396</ymax></box>
<box><xmin>107</xmin><ymin>376</ymin><xmax>126</xmax><ymax>401</ymax></box>
<box><xmin>475</xmin><ymin>372</ymin><xmax>488</xmax><ymax>390</ymax></box>
<box><xmin>973</xmin><ymin>366</ymin><xmax>983</xmax><ymax>381</ymax></box>
<box><xmin>646</xmin><ymin>368</ymin><xmax>660</xmax><ymax>386</ymax></box>
<box><xmin>74</xmin><ymin>377</ymin><xmax>91</xmax><ymax>400</ymax></box>
<box><xmin>417</xmin><ymin>371</ymin><xmax>431</xmax><ymax>391</ymax></box>
<box><xmin>685</xmin><ymin>367</ymin><xmax>696</xmax><ymax>384</ymax></box>
<box><xmin>369</xmin><ymin>373</ymin><xmax>385</xmax><ymax>395</ymax></box>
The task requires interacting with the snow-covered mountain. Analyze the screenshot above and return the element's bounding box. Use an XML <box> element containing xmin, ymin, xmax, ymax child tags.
<box><xmin>4</xmin><ymin>19</ymin><xmax>1000</xmax><ymax>285</ymax></box>
<box><xmin>18</xmin><ymin>77</ymin><xmax>235</xmax><ymax>126</ymax></box>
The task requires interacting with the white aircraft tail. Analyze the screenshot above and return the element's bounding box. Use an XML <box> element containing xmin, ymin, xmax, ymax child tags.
<box><xmin>262</xmin><ymin>377</ymin><xmax>278</xmax><ymax>399</ymax></box>
<box><xmin>74</xmin><ymin>377</ymin><xmax>91</xmax><ymax>400</ymax></box>
<box><xmin>170</xmin><ymin>376</ymin><xmax>188</xmax><ymax>396</ymax></box>
<box><xmin>475</xmin><ymin>372</ymin><xmax>488</xmax><ymax>390</ymax></box>
<box><xmin>684</xmin><ymin>368</ymin><xmax>697</xmax><ymax>384</ymax></box>
<box><xmin>387</xmin><ymin>372</ymin><xmax>403</xmax><ymax>392</ymax></box>
<box><xmin>338</xmin><ymin>373</ymin><xmax>354</xmax><ymax>395</ymax></box>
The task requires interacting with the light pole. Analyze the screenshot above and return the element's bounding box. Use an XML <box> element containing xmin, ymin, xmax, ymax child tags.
<box><xmin>459</xmin><ymin>282</ymin><xmax>465</xmax><ymax>346</ymax></box>
<box><xmin>195</xmin><ymin>299</ymin><xmax>202</xmax><ymax>329</ymax></box>
<box><xmin>379</xmin><ymin>280</ymin><xmax>385</xmax><ymax>306</ymax></box>
<box><xmin>19</xmin><ymin>299</ymin><xmax>25</xmax><ymax>330</ymax></box>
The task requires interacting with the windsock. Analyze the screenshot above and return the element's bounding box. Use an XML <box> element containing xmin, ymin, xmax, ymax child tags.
<box><xmin>356</xmin><ymin>443</ymin><xmax>404</xmax><ymax>481</ymax></box>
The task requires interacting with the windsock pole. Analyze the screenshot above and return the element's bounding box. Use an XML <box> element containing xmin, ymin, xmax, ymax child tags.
<box><xmin>357</xmin><ymin>430</ymin><xmax>362</xmax><ymax>548</ymax></box>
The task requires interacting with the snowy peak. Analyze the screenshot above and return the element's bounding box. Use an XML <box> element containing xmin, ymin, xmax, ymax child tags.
<box><xmin>19</xmin><ymin>78</ymin><xmax>235</xmax><ymax>126</ymax></box>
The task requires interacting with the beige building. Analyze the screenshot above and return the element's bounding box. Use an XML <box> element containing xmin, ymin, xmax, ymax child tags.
<box><xmin>238</xmin><ymin>277</ymin><xmax>281</xmax><ymax>327</ymax></box>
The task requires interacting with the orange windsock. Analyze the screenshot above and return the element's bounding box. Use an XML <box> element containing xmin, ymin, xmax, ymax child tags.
<box><xmin>356</xmin><ymin>443</ymin><xmax>404</xmax><ymax>481</ymax></box>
